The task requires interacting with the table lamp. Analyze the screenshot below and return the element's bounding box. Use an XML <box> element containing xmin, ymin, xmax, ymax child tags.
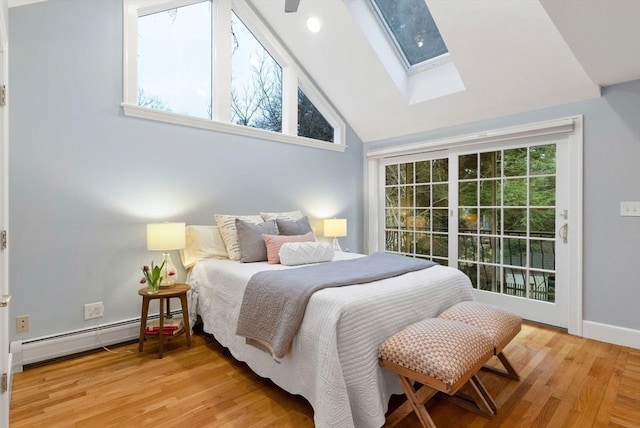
<box><xmin>146</xmin><ymin>222</ymin><xmax>186</xmax><ymax>286</ymax></box>
<box><xmin>324</xmin><ymin>218</ymin><xmax>347</xmax><ymax>252</ymax></box>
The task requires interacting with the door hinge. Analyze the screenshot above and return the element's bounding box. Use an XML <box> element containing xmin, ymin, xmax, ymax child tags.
<box><xmin>1</xmin><ymin>373</ymin><xmax>7</xmax><ymax>393</ymax></box>
<box><xmin>0</xmin><ymin>85</ymin><xmax>6</xmax><ymax>107</ymax></box>
<box><xmin>1</xmin><ymin>230</ymin><xmax>6</xmax><ymax>250</ymax></box>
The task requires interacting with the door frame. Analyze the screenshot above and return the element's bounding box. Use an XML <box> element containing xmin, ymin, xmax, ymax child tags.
<box><xmin>365</xmin><ymin>116</ymin><xmax>583</xmax><ymax>336</ymax></box>
<box><xmin>0</xmin><ymin>0</ymin><xmax>9</xmax><ymax>425</ymax></box>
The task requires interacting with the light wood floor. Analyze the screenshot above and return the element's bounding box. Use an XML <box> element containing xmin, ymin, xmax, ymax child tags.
<box><xmin>9</xmin><ymin>322</ymin><xmax>640</xmax><ymax>428</ymax></box>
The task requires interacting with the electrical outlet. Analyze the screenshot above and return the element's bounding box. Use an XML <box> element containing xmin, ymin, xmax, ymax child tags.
<box><xmin>84</xmin><ymin>302</ymin><xmax>104</xmax><ymax>320</ymax></box>
<box><xmin>621</xmin><ymin>201</ymin><xmax>640</xmax><ymax>217</ymax></box>
<box><xmin>16</xmin><ymin>315</ymin><xmax>29</xmax><ymax>333</ymax></box>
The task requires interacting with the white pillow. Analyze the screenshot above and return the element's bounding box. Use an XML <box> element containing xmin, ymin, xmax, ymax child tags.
<box><xmin>214</xmin><ymin>214</ymin><xmax>263</xmax><ymax>261</ymax></box>
<box><xmin>179</xmin><ymin>225</ymin><xmax>229</xmax><ymax>269</ymax></box>
<box><xmin>279</xmin><ymin>241</ymin><xmax>334</xmax><ymax>266</ymax></box>
<box><xmin>260</xmin><ymin>210</ymin><xmax>304</xmax><ymax>222</ymax></box>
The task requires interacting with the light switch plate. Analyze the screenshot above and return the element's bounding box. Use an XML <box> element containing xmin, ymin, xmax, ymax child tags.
<box><xmin>620</xmin><ymin>201</ymin><xmax>640</xmax><ymax>217</ymax></box>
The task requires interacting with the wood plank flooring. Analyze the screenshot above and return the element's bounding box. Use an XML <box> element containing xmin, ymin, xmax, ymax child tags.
<box><xmin>10</xmin><ymin>322</ymin><xmax>640</xmax><ymax>427</ymax></box>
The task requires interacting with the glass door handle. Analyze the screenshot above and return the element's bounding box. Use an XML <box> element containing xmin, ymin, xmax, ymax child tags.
<box><xmin>559</xmin><ymin>223</ymin><xmax>568</xmax><ymax>244</ymax></box>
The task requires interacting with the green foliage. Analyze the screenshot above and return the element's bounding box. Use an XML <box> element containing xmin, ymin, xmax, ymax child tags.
<box><xmin>383</xmin><ymin>147</ymin><xmax>556</xmax><ymax>302</ymax></box>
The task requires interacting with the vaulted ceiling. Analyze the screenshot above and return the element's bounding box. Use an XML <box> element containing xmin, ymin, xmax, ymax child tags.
<box><xmin>252</xmin><ymin>0</ymin><xmax>640</xmax><ymax>142</ymax></box>
<box><xmin>9</xmin><ymin>0</ymin><xmax>640</xmax><ymax>143</ymax></box>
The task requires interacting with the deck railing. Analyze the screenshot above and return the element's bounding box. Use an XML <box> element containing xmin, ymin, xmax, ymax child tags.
<box><xmin>385</xmin><ymin>229</ymin><xmax>556</xmax><ymax>302</ymax></box>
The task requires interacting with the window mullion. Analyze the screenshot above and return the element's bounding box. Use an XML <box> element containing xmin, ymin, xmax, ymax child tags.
<box><xmin>281</xmin><ymin>67</ymin><xmax>298</xmax><ymax>136</ymax></box>
<box><xmin>448</xmin><ymin>153</ymin><xmax>459</xmax><ymax>268</ymax></box>
<box><xmin>212</xmin><ymin>0</ymin><xmax>231</xmax><ymax>122</ymax></box>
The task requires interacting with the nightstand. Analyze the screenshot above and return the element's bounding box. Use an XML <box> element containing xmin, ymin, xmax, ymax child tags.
<box><xmin>138</xmin><ymin>283</ymin><xmax>192</xmax><ymax>358</ymax></box>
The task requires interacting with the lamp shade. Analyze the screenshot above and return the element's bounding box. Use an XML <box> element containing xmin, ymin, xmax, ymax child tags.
<box><xmin>323</xmin><ymin>218</ymin><xmax>347</xmax><ymax>238</ymax></box>
<box><xmin>146</xmin><ymin>222</ymin><xmax>186</xmax><ymax>251</ymax></box>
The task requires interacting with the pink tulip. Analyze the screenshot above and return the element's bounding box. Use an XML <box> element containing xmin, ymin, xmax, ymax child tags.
<box><xmin>140</xmin><ymin>278</ymin><xmax>147</xmax><ymax>284</ymax></box>
<box><xmin>168</xmin><ymin>270</ymin><xmax>176</xmax><ymax>276</ymax></box>
<box><xmin>142</xmin><ymin>265</ymin><xmax>150</xmax><ymax>272</ymax></box>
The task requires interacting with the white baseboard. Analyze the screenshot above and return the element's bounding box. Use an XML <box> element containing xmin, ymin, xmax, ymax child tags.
<box><xmin>582</xmin><ymin>320</ymin><xmax>640</xmax><ymax>349</ymax></box>
<box><xmin>9</xmin><ymin>316</ymin><xmax>637</xmax><ymax>374</ymax></box>
<box><xmin>9</xmin><ymin>315</ymin><xmax>164</xmax><ymax>373</ymax></box>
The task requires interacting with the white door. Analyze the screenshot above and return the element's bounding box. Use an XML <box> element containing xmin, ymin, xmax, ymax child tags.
<box><xmin>0</xmin><ymin>0</ymin><xmax>9</xmax><ymax>425</ymax></box>
<box><xmin>379</xmin><ymin>136</ymin><xmax>572</xmax><ymax>328</ymax></box>
<box><xmin>450</xmin><ymin>139</ymin><xmax>570</xmax><ymax>328</ymax></box>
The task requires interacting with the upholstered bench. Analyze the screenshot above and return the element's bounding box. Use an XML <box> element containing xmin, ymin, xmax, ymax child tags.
<box><xmin>379</xmin><ymin>318</ymin><xmax>497</xmax><ymax>428</ymax></box>
<box><xmin>438</xmin><ymin>301</ymin><xmax>522</xmax><ymax>380</ymax></box>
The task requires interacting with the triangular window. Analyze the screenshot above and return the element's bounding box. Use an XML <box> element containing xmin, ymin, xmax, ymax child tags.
<box><xmin>298</xmin><ymin>89</ymin><xmax>333</xmax><ymax>143</ymax></box>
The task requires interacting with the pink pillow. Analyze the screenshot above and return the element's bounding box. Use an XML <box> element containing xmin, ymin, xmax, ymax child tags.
<box><xmin>262</xmin><ymin>232</ymin><xmax>315</xmax><ymax>264</ymax></box>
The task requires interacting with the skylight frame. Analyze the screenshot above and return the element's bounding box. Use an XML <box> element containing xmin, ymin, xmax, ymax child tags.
<box><xmin>368</xmin><ymin>0</ymin><xmax>450</xmax><ymax>72</ymax></box>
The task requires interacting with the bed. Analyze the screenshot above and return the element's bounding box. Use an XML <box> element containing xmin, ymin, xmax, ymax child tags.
<box><xmin>185</xmin><ymin>251</ymin><xmax>474</xmax><ymax>428</ymax></box>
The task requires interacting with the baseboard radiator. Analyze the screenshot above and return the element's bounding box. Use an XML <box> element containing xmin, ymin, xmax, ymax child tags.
<box><xmin>10</xmin><ymin>312</ymin><xmax>179</xmax><ymax>373</ymax></box>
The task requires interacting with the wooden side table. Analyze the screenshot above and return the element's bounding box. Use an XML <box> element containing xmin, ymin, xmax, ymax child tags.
<box><xmin>138</xmin><ymin>283</ymin><xmax>192</xmax><ymax>359</ymax></box>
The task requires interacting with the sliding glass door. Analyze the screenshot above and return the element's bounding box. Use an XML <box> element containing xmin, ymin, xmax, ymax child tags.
<box><xmin>380</xmin><ymin>137</ymin><xmax>569</xmax><ymax>327</ymax></box>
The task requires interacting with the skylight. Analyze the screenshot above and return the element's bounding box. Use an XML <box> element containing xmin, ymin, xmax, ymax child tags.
<box><xmin>370</xmin><ymin>0</ymin><xmax>448</xmax><ymax>68</ymax></box>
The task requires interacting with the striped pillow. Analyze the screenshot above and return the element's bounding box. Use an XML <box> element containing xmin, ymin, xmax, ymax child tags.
<box><xmin>214</xmin><ymin>214</ymin><xmax>263</xmax><ymax>261</ymax></box>
<box><xmin>260</xmin><ymin>211</ymin><xmax>304</xmax><ymax>222</ymax></box>
<box><xmin>262</xmin><ymin>232</ymin><xmax>315</xmax><ymax>264</ymax></box>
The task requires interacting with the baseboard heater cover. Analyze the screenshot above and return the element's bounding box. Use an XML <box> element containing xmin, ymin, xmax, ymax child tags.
<box><xmin>10</xmin><ymin>312</ymin><xmax>180</xmax><ymax>372</ymax></box>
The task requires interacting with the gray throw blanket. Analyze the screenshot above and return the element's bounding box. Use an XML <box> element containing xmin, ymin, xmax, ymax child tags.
<box><xmin>235</xmin><ymin>252</ymin><xmax>436</xmax><ymax>359</ymax></box>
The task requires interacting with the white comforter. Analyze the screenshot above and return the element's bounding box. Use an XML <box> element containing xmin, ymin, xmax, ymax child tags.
<box><xmin>186</xmin><ymin>252</ymin><xmax>474</xmax><ymax>428</ymax></box>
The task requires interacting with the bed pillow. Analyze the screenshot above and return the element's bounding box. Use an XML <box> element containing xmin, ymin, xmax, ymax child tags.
<box><xmin>260</xmin><ymin>210</ymin><xmax>304</xmax><ymax>222</ymax></box>
<box><xmin>276</xmin><ymin>216</ymin><xmax>313</xmax><ymax>236</ymax></box>
<box><xmin>263</xmin><ymin>232</ymin><xmax>316</xmax><ymax>264</ymax></box>
<box><xmin>236</xmin><ymin>219</ymin><xmax>277</xmax><ymax>263</ymax></box>
<box><xmin>215</xmin><ymin>214</ymin><xmax>264</xmax><ymax>261</ymax></box>
<box><xmin>179</xmin><ymin>225</ymin><xmax>229</xmax><ymax>269</ymax></box>
<box><xmin>279</xmin><ymin>241</ymin><xmax>334</xmax><ymax>266</ymax></box>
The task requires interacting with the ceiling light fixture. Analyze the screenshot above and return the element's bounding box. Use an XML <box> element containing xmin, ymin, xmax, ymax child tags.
<box><xmin>306</xmin><ymin>16</ymin><xmax>321</xmax><ymax>33</ymax></box>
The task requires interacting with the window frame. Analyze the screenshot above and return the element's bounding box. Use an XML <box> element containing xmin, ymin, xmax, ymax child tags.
<box><xmin>365</xmin><ymin>116</ymin><xmax>583</xmax><ymax>336</ymax></box>
<box><xmin>122</xmin><ymin>0</ymin><xmax>346</xmax><ymax>151</ymax></box>
<box><xmin>368</xmin><ymin>0</ymin><xmax>450</xmax><ymax>72</ymax></box>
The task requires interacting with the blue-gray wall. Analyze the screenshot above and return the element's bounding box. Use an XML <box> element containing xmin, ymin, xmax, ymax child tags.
<box><xmin>367</xmin><ymin>79</ymin><xmax>640</xmax><ymax>332</ymax></box>
<box><xmin>8</xmin><ymin>0</ymin><xmax>364</xmax><ymax>341</ymax></box>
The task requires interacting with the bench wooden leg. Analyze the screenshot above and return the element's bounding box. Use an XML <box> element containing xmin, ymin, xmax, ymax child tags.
<box><xmin>445</xmin><ymin>374</ymin><xmax>495</xmax><ymax>418</ymax></box>
<box><xmin>385</xmin><ymin>389</ymin><xmax>432</xmax><ymax>427</ymax></box>
<box><xmin>471</xmin><ymin>374</ymin><xmax>498</xmax><ymax>413</ymax></box>
<box><xmin>481</xmin><ymin>352</ymin><xmax>520</xmax><ymax>381</ymax></box>
<box><xmin>395</xmin><ymin>376</ymin><xmax>437</xmax><ymax>428</ymax></box>
<box><xmin>387</xmin><ymin>374</ymin><xmax>497</xmax><ymax>427</ymax></box>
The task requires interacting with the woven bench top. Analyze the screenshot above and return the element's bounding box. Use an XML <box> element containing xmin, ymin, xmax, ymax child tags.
<box><xmin>438</xmin><ymin>301</ymin><xmax>521</xmax><ymax>348</ymax></box>
<box><xmin>379</xmin><ymin>318</ymin><xmax>493</xmax><ymax>386</ymax></box>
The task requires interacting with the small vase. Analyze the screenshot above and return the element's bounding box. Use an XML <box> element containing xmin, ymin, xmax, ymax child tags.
<box><xmin>147</xmin><ymin>282</ymin><xmax>160</xmax><ymax>294</ymax></box>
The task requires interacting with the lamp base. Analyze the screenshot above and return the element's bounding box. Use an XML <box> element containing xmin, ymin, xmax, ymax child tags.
<box><xmin>332</xmin><ymin>237</ymin><xmax>342</xmax><ymax>252</ymax></box>
<box><xmin>160</xmin><ymin>252</ymin><xmax>176</xmax><ymax>287</ymax></box>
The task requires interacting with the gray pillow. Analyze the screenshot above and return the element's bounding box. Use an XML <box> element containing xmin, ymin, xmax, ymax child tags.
<box><xmin>276</xmin><ymin>216</ymin><xmax>313</xmax><ymax>236</ymax></box>
<box><xmin>235</xmin><ymin>219</ymin><xmax>278</xmax><ymax>263</ymax></box>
